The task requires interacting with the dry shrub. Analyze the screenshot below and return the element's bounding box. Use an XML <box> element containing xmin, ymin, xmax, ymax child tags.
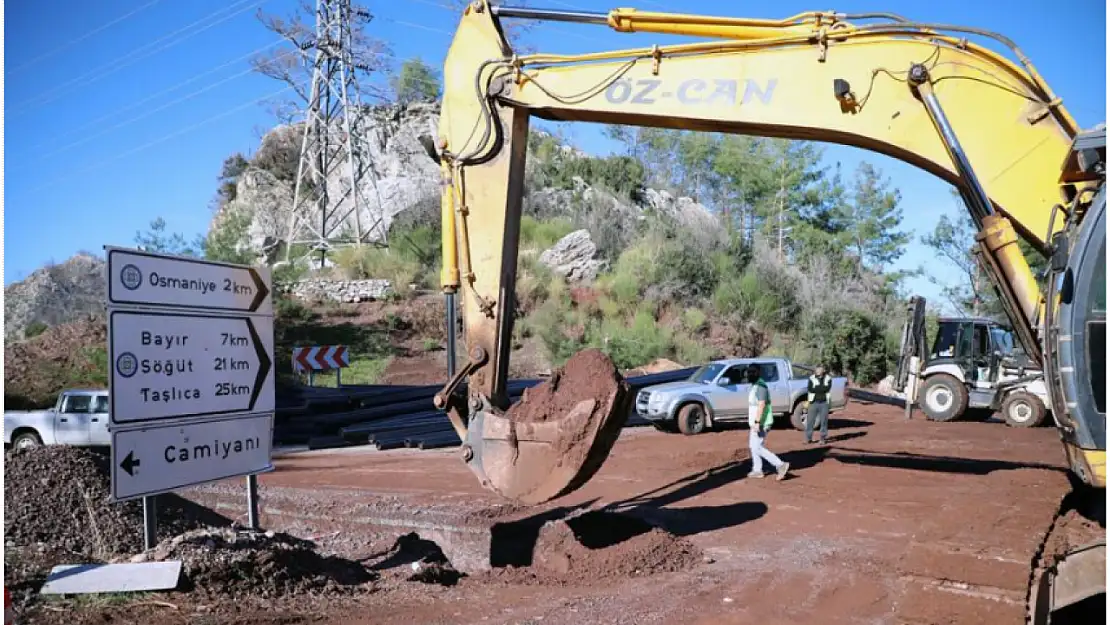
<box><xmin>333</xmin><ymin>247</ymin><xmax>421</xmax><ymax>298</ymax></box>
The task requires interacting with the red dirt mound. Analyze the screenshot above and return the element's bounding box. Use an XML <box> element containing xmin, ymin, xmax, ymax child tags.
<box><xmin>506</xmin><ymin>348</ymin><xmax>626</xmax><ymax>424</ymax></box>
<box><xmin>482</xmin><ymin>511</ymin><xmax>701</xmax><ymax>586</ymax></box>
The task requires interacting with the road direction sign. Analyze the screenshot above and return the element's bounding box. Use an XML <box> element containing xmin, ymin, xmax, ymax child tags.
<box><xmin>106</xmin><ymin>247</ymin><xmax>273</xmax><ymax>314</ymax></box>
<box><xmin>110</xmin><ymin>413</ymin><xmax>274</xmax><ymax>502</ymax></box>
<box><xmin>109</xmin><ymin>310</ymin><xmax>275</xmax><ymax>424</ymax></box>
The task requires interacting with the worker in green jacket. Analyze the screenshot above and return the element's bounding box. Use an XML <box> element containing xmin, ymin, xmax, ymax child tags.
<box><xmin>745</xmin><ymin>364</ymin><xmax>791</xmax><ymax>481</ymax></box>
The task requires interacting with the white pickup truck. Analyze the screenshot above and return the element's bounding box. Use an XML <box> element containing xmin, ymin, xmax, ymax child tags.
<box><xmin>3</xmin><ymin>389</ymin><xmax>111</xmax><ymax>450</ymax></box>
<box><xmin>634</xmin><ymin>357</ymin><xmax>848</xmax><ymax>435</ymax></box>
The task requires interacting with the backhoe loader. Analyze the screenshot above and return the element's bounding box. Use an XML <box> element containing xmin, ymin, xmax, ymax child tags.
<box><xmin>425</xmin><ymin>3</ymin><xmax>1105</xmax><ymax>622</ymax></box>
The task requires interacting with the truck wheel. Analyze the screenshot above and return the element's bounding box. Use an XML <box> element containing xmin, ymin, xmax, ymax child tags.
<box><xmin>11</xmin><ymin>431</ymin><xmax>42</xmax><ymax>451</ymax></box>
<box><xmin>1001</xmin><ymin>392</ymin><xmax>1047</xmax><ymax>428</ymax></box>
<box><xmin>676</xmin><ymin>403</ymin><xmax>707</xmax><ymax>436</ymax></box>
<box><xmin>919</xmin><ymin>374</ymin><xmax>968</xmax><ymax>422</ymax></box>
<box><xmin>790</xmin><ymin>402</ymin><xmax>808</xmax><ymax>431</ymax></box>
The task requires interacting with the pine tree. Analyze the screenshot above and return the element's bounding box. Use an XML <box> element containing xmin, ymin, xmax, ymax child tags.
<box><xmin>391</xmin><ymin>57</ymin><xmax>441</xmax><ymax>104</ymax></box>
<box><xmin>836</xmin><ymin>162</ymin><xmax>908</xmax><ymax>272</ymax></box>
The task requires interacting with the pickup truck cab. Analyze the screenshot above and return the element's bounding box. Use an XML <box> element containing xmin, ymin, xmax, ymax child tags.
<box><xmin>3</xmin><ymin>389</ymin><xmax>111</xmax><ymax>450</ymax></box>
<box><xmin>634</xmin><ymin>357</ymin><xmax>848</xmax><ymax>435</ymax></box>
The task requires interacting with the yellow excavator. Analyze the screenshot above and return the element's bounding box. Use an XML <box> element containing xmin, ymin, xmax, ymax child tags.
<box><xmin>422</xmin><ymin>3</ymin><xmax>1105</xmax><ymax>622</ymax></box>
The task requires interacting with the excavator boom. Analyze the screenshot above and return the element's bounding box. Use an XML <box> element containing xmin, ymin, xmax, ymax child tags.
<box><xmin>432</xmin><ymin>0</ymin><xmax>1102</xmax><ymax>499</ymax></box>
<box><xmin>429</xmin><ymin>5</ymin><xmax>1105</xmax><ymax>620</ymax></box>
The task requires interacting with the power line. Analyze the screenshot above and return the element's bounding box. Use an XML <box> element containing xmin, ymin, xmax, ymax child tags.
<box><xmin>33</xmin><ymin>54</ymin><xmax>297</xmax><ymax>163</ymax></box>
<box><xmin>26</xmin><ymin>87</ymin><xmax>293</xmax><ymax>196</ymax></box>
<box><xmin>9</xmin><ymin>0</ymin><xmax>166</xmax><ymax>75</ymax></box>
<box><xmin>11</xmin><ymin>0</ymin><xmax>268</xmax><ymax>114</ymax></box>
<box><xmin>381</xmin><ymin>16</ymin><xmax>455</xmax><ymax>35</ymax></box>
<box><xmin>30</xmin><ymin>38</ymin><xmax>287</xmax><ymax>154</ymax></box>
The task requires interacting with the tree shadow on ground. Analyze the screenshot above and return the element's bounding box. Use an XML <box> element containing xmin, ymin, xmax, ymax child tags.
<box><xmin>485</xmin><ymin>421</ymin><xmax>876</xmax><ymax>566</ymax></box>
<box><xmin>827</xmin><ymin>447</ymin><xmax>1065</xmax><ymax>475</ymax></box>
<box><xmin>487</xmin><ymin>496</ymin><xmax>767</xmax><ymax>569</ymax></box>
<box><xmin>712</xmin><ymin>418</ymin><xmax>874</xmax><ymax>432</ymax></box>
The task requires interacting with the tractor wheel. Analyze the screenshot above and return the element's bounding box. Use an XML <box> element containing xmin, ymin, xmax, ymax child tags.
<box><xmin>676</xmin><ymin>403</ymin><xmax>708</xmax><ymax>436</ymax></box>
<box><xmin>1001</xmin><ymin>391</ymin><xmax>1047</xmax><ymax>428</ymax></box>
<box><xmin>919</xmin><ymin>374</ymin><xmax>969</xmax><ymax>422</ymax></box>
<box><xmin>790</xmin><ymin>402</ymin><xmax>808</xmax><ymax>431</ymax></box>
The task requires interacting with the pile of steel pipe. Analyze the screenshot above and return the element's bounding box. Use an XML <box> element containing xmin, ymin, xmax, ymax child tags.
<box><xmin>273</xmin><ymin>367</ymin><xmax>698</xmax><ymax>450</ymax></box>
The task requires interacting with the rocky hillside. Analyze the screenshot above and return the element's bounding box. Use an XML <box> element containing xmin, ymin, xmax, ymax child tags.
<box><xmin>211</xmin><ymin>102</ymin><xmax>718</xmax><ymax>260</ymax></box>
<box><xmin>4</xmin><ymin>253</ymin><xmax>106</xmax><ymax>341</ymax></box>
<box><xmin>4</xmin><ymin>316</ymin><xmax>108</xmax><ymax>409</ymax></box>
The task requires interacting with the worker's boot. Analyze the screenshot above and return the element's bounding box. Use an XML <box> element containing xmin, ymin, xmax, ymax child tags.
<box><xmin>776</xmin><ymin>462</ymin><xmax>791</xmax><ymax>481</ymax></box>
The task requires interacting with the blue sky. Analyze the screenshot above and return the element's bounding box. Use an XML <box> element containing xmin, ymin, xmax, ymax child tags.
<box><xmin>4</xmin><ymin>0</ymin><xmax>1106</xmax><ymax>312</ymax></box>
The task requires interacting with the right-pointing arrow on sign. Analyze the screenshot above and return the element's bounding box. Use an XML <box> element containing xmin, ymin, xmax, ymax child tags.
<box><xmin>246</xmin><ymin>317</ymin><xmax>272</xmax><ymax>411</ymax></box>
<box><xmin>248</xmin><ymin>268</ymin><xmax>270</xmax><ymax>312</ymax></box>
<box><xmin>120</xmin><ymin>450</ymin><xmax>141</xmax><ymax>476</ymax></box>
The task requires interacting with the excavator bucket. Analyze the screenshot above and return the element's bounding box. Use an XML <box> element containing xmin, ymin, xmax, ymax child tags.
<box><xmin>460</xmin><ymin>349</ymin><xmax>635</xmax><ymax>505</ymax></box>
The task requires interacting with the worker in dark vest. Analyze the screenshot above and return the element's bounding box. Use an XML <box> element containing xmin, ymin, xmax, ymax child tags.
<box><xmin>805</xmin><ymin>365</ymin><xmax>833</xmax><ymax>444</ymax></box>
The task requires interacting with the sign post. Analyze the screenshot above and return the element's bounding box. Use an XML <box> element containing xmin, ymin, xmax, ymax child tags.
<box><xmin>292</xmin><ymin>345</ymin><xmax>350</xmax><ymax>387</ymax></box>
<box><xmin>105</xmin><ymin>246</ymin><xmax>276</xmax><ymax>545</ymax></box>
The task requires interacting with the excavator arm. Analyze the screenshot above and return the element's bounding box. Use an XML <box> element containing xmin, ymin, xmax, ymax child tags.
<box><xmin>429</xmin><ymin>2</ymin><xmax>1103</xmax><ymax>507</ymax></box>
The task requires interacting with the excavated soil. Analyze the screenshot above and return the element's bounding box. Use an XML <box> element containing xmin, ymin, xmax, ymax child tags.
<box><xmin>139</xmin><ymin>528</ymin><xmax>375</xmax><ymax>598</ymax></box>
<box><xmin>1039</xmin><ymin>507</ymin><xmax>1105</xmax><ymax>568</ymax></box>
<box><xmin>4</xmin><ymin>447</ymin><xmax>223</xmax><ymax>559</ymax></box>
<box><xmin>480</xmin><ymin>511</ymin><xmax>701</xmax><ymax>586</ymax></box>
<box><xmin>506</xmin><ymin>348</ymin><xmax>628</xmax><ymax>424</ymax></box>
<box><xmin>365</xmin><ymin>532</ymin><xmax>464</xmax><ymax>586</ymax></box>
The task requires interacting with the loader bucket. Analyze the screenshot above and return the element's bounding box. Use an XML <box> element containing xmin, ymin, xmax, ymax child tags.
<box><xmin>462</xmin><ymin>349</ymin><xmax>634</xmax><ymax>505</ymax></box>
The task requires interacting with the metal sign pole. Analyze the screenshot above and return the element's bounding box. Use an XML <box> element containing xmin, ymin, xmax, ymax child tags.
<box><xmin>142</xmin><ymin>496</ymin><xmax>157</xmax><ymax>550</ymax></box>
<box><xmin>246</xmin><ymin>474</ymin><xmax>260</xmax><ymax>530</ymax></box>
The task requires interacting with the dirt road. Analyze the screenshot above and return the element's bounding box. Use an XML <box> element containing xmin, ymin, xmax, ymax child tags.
<box><xmin>175</xmin><ymin>400</ymin><xmax>1072</xmax><ymax>625</ymax></box>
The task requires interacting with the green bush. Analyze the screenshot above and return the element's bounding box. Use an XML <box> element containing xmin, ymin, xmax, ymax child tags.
<box><xmin>681</xmin><ymin>308</ymin><xmax>708</xmax><ymax>334</ymax></box>
<box><xmin>604</xmin><ymin>236</ymin><xmax>662</xmax><ymax>305</ymax></box>
<box><xmin>674</xmin><ymin>336</ymin><xmax>715</xmax><ymax>365</ymax></box>
<box><xmin>530</xmin><ymin>296</ymin><xmax>588</xmax><ymax>366</ymax></box>
<box><xmin>204</xmin><ymin>209</ymin><xmax>255</xmax><ymax>265</ymax></box>
<box><xmin>24</xmin><ymin>321</ymin><xmax>48</xmax><ymax>339</ymax></box>
<box><xmin>655</xmin><ymin>240</ymin><xmax>718</xmax><ymax>298</ymax></box>
<box><xmin>803</xmin><ymin>308</ymin><xmax>890</xmax><ymax>385</ymax></box>
<box><xmin>390</xmin><ymin>224</ymin><xmax>441</xmax><ymax>270</ymax></box>
<box><xmin>275</xmin><ymin>294</ymin><xmax>315</xmax><ymax>323</ymax></box>
<box><xmin>587</xmin><ymin>310</ymin><xmax>672</xmax><ymax>370</ymax></box>
<box><xmin>711</xmin><ymin>266</ymin><xmax>800</xmax><ymax>333</ymax></box>
<box><xmin>520</xmin><ymin>216</ymin><xmax>575</xmax><ymax>249</ymax></box>
<box><xmin>333</xmin><ymin>246</ymin><xmax>421</xmax><ymax>296</ymax></box>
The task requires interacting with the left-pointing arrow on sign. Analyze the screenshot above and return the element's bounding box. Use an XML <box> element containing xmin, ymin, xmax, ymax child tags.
<box><xmin>120</xmin><ymin>450</ymin><xmax>141</xmax><ymax>476</ymax></box>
